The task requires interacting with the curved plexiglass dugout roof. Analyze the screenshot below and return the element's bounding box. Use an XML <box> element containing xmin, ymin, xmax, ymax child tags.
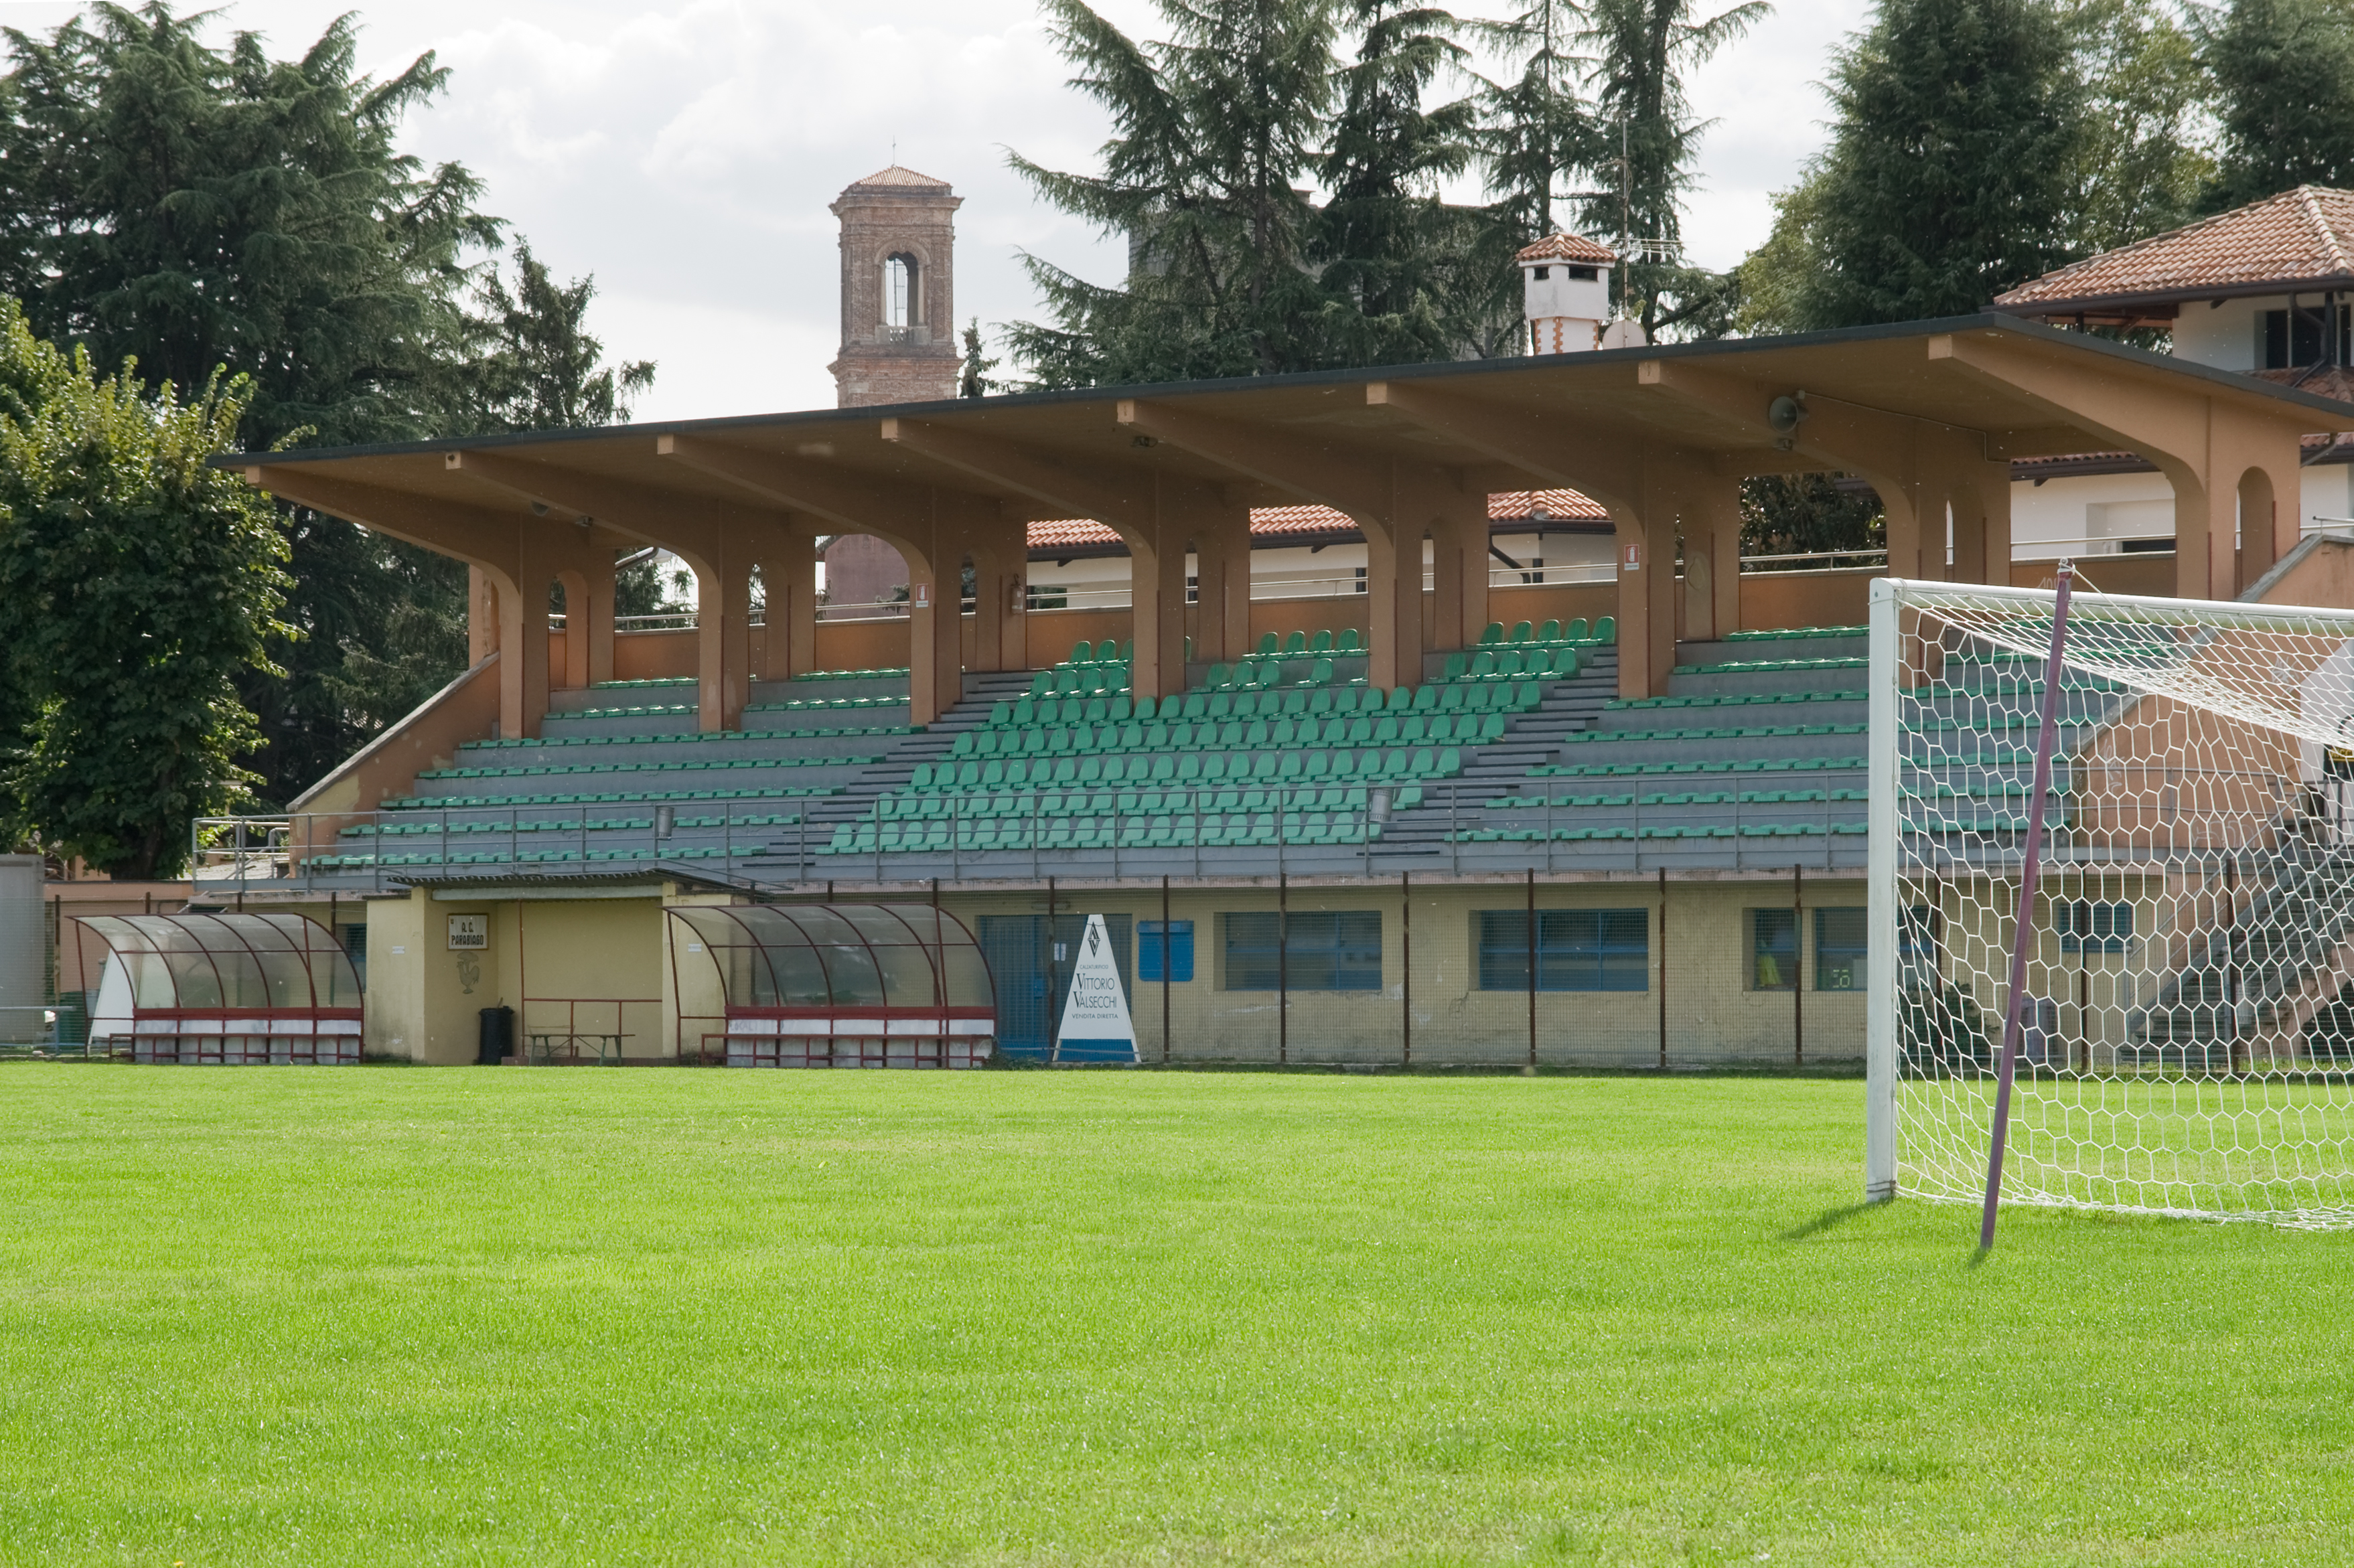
<box><xmin>76</xmin><ymin>913</ymin><xmax>363</xmax><ymax>1014</ymax></box>
<box><xmin>668</xmin><ymin>903</ymin><xmax>994</xmax><ymax>1017</ymax></box>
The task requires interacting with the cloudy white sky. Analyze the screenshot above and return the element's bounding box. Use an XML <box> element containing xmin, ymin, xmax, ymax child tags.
<box><xmin>0</xmin><ymin>0</ymin><xmax>1874</xmax><ymax>420</ymax></box>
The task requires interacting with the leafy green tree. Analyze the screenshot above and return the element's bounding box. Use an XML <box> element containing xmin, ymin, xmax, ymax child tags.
<box><xmin>1311</xmin><ymin>0</ymin><xmax>1488</xmax><ymax>364</ymax></box>
<box><xmin>1775</xmin><ymin>0</ymin><xmax>2082</xmax><ymax>328</ymax></box>
<box><xmin>0</xmin><ymin>301</ymin><xmax>290</xmax><ymax>878</ymax></box>
<box><xmin>1007</xmin><ymin>0</ymin><xmax>1338</xmax><ymax>385</ymax></box>
<box><xmin>1739</xmin><ymin>473</ymin><xmax>1885</xmax><ymax>559</ymax></box>
<box><xmin>2065</xmin><ymin>0</ymin><xmax>2211</xmax><ymax>252</ymax></box>
<box><xmin>1573</xmin><ymin>0</ymin><xmax>1765</xmax><ymax>338</ymax></box>
<box><xmin>2193</xmin><ymin>0</ymin><xmax>2354</xmax><ymax>211</ymax></box>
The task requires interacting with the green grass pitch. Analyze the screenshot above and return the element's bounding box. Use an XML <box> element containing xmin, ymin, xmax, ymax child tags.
<box><xmin>4</xmin><ymin>1067</ymin><xmax>2353</xmax><ymax>1567</ymax></box>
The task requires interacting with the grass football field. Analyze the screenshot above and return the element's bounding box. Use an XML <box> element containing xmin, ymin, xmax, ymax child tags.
<box><xmin>3</xmin><ymin>1066</ymin><xmax>2352</xmax><ymax>1567</ymax></box>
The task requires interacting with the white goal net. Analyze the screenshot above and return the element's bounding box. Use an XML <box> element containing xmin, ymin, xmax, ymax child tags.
<box><xmin>1867</xmin><ymin>575</ymin><xmax>2354</xmax><ymax>1229</ymax></box>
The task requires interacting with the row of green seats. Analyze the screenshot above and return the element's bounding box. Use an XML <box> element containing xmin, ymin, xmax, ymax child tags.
<box><xmin>873</xmin><ymin>784</ymin><xmax>1417</xmax><ymax>821</ymax></box>
<box><xmin>987</xmin><ymin>680</ymin><xmax>1477</xmax><ymax>733</ymax></box>
<box><xmin>741</xmin><ymin>694</ymin><xmax>903</xmax><ymax>713</ymax></box>
<box><xmin>789</xmin><ymin>665</ymin><xmax>909</xmax><ymax>682</ymax></box>
<box><xmin>1029</xmin><ymin>664</ymin><xmax>1130</xmax><ymax>700</ymax></box>
<box><xmin>384</xmin><ymin>785</ymin><xmax>834</xmax><ymax>810</ymax></box>
<box><xmin>1608</xmin><ymin>689</ymin><xmax>1862</xmax><ymax>712</ymax></box>
<box><xmin>1719</xmin><ymin>625</ymin><xmax>1863</xmax><ymax>643</ymax></box>
<box><xmin>1530</xmin><ymin>755</ymin><xmax>1864</xmax><ymax>779</ymax></box>
<box><xmin>417</xmin><ymin>753</ymin><xmax>877</xmax><ymax>783</ymax></box>
<box><xmin>824</xmin><ymin>813</ymin><xmax>1382</xmax><ymax>855</ymax></box>
<box><xmin>1455</xmin><ymin>821</ymin><xmax>1864</xmax><ymax>844</ymax></box>
<box><xmin>1254</xmin><ymin>628</ymin><xmax>1362</xmax><ymax>656</ymax></box>
<box><xmin>910</xmin><ymin>746</ymin><xmax>1461</xmax><ymax>792</ymax></box>
<box><xmin>1065</xmin><ymin>639</ymin><xmax>1133</xmax><ymax>666</ymax></box>
<box><xmin>1673</xmin><ymin>655</ymin><xmax>1868</xmax><ymax>676</ymax></box>
<box><xmin>591</xmin><ymin>678</ymin><xmax>694</xmax><ymax>690</ymax></box>
<box><xmin>549</xmin><ymin>702</ymin><xmax>694</xmax><ymax>719</ymax></box>
<box><xmin>346</xmin><ymin>811</ymin><xmax>800</xmax><ymax>838</ymax></box>
<box><xmin>1562</xmin><ymin>722</ymin><xmax>1867</xmax><ymax>744</ymax></box>
<box><xmin>1478</xmin><ymin>616</ymin><xmax>1615</xmax><ymax>645</ymax></box>
<box><xmin>1201</xmin><ymin>655</ymin><xmax>1360</xmax><ymax>693</ymax></box>
<box><xmin>1485</xmin><ymin>787</ymin><xmax>1869</xmax><ymax>810</ymax></box>
<box><xmin>952</xmin><ymin>709</ymin><xmax>1509</xmax><ymax>762</ymax></box>
<box><xmin>459</xmin><ymin>726</ymin><xmax>904</xmax><ymax>751</ymax></box>
<box><xmin>311</xmin><ymin>844</ymin><xmax>751</xmax><ymax>870</ymax></box>
<box><xmin>1440</xmin><ymin>647</ymin><xmax>1581</xmax><ymax>682</ymax></box>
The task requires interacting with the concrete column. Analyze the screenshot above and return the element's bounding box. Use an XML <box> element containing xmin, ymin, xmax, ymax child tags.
<box><xmin>693</xmin><ymin>547</ymin><xmax>755</xmax><ymax>734</ymax></box>
<box><xmin>555</xmin><ymin>569</ymin><xmax>591</xmax><ymax>690</ymax></box>
<box><xmin>493</xmin><ymin>562</ymin><xmax>548</xmax><ymax>740</ymax></box>
<box><xmin>964</xmin><ymin>518</ymin><xmax>1029</xmax><ymax>673</ymax></box>
<box><xmin>1678</xmin><ymin>479</ymin><xmax>1743</xmax><ymax>642</ymax></box>
<box><xmin>1187</xmin><ymin>501</ymin><xmax>1254</xmax><ymax>665</ymax></box>
<box><xmin>1128</xmin><ymin>521</ymin><xmax>1191</xmax><ymax>702</ymax></box>
<box><xmin>756</xmin><ymin>531</ymin><xmax>818</xmax><ymax>681</ymax></box>
<box><xmin>1612</xmin><ymin>454</ymin><xmax>1683</xmax><ymax>700</ymax></box>
<box><xmin>469</xmin><ymin>566</ymin><xmax>500</xmax><ymax>664</ymax></box>
<box><xmin>581</xmin><ymin>561</ymin><xmax>617</xmax><ymax>687</ymax></box>
<box><xmin>1428</xmin><ymin>489</ymin><xmax>1491</xmax><ymax>653</ymax></box>
<box><xmin>1361</xmin><ymin>520</ymin><xmax>1425</xmax><ymax>692</ymax></box>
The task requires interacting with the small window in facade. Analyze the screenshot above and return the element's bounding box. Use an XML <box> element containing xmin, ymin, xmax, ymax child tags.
<box><xmin>2058</xmin><ymin>899</ymin><xmax>2132</xmax><ymax>954</ymax></box>
<box><xmin>1814</xmin><ymin>908</ymin><xmax>1866</xmax><ymax>991</ymax></box>
<box><xmin>884</xmin><ymin>253</ymin><xmax>919</xmax><ymax>328</ymax></box>
<box><xmin>1478</xmin><ymin>909</ymin><xmax>1648</xmax><ymax>992</ymax></box>
<box><xmin>2260</xmin><ymin>305</ymin><xmax>2351</xmax><ymax>370</ymax></box>
<box><xmin>1223</xmin><ymin>911</ymin><xmax>1382</xmax><ymax>991</ymax></box>
<box><xmin>1566</xmin><ymin>264</ymin><xmax>1597</xmax><ymax>281</ymax></box>
<box><xmin>1751</xmin><ymin>908</ymin><xmax>1798</xmax><ymax>991</ymax></box>
<box><xmin>1353</xmin><ymin>566</ymin><xmax>1368</xmax><ymax>595</ymax></box>
<box><xmin>1532</xmin><ymin>265</ymin><xmax>1550</xmax><ymax>280</ymax></box>
<box><xmin>1139</xmin><ymin>920</ymin><xmax>1195</xmax><ymax>982</ymax></box>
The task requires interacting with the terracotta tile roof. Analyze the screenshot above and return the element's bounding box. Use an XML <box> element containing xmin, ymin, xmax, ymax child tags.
<box><xmin>1994</xmin><ymin>186</ymin><xmax>2354</xmax><ymax>314</ymax></box>
<box><xmin>2253</xmin><ymin>364</ymin><xmax>2354</xmax><ymax>402</ymax></box>
<box><xmin>844</xmin><ymin>164</ymin><xmax>952</xmax><ymax>190</ymax></box>
<box><xmin>1025</xmin><ymin>489</ymin><xmax>1607</xmax><ymax>554</ymax></box>
<box><xmin>1515</xmin><ymin>232</ymin><xmax>1619</xmax><ymax>266</ymax></box>
<box><xmin>2007</xmin><ymin>430</ymin><xmax>2354</xmax><ymax>481</ymax></box>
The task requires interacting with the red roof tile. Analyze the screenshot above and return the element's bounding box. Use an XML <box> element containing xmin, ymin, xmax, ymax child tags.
<box><xmin>1024</xmin><ymin>490</ymin><xmax>1607</xmax><ymax>554</ymax></box>
<box><xmin>1515</xmin><ymin>232</ymin><xmax>1619</xmax><ymax>266</ymax></box>
<box><xmin>1994</xmin><ymin>186</ymin><xmax>2354</xmax><ymax>315</ymax></box>
<box><xmin>844</xmin><ymin>163</ymin><xmax>952</xmax><ymax>190</ymax></box>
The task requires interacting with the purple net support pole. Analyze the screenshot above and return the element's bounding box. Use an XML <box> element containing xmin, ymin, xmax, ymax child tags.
<box><xmin>1980</xmin><ymin>562</ymin><xmax>2076</xmax><ymax>1251</ymax></box>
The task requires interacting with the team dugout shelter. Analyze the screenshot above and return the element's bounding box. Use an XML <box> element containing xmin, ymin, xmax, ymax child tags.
<box><xmin>210</xmin><ymin>313</ymin><xmax>2354</xmax><ymax>1070</ymax></box>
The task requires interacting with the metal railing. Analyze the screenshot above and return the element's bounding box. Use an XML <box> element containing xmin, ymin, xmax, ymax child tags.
<box><xmin>189</xmin><ymin>777</ymin><xmax>1879</xmax><ymax>896</ymax></box>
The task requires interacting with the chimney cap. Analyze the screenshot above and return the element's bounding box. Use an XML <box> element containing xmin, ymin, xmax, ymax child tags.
<box><xmin>1516</xmin><ymin>233</ymin><xmax>1618</xmax><ymax>266</ymax></box>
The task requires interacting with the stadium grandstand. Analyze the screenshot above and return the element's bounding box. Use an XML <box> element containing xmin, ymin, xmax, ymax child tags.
<box><xmin>151</xmin><ymin>173</ymin><xmax>2354</xmax><ymax>1070</ymax></box>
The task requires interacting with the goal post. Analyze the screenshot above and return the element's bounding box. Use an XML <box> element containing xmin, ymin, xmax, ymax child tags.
<box><xmin>1867</xmin><ymin>574</ymin><xmax>2354</xmax><ymax>1229</ymax></box>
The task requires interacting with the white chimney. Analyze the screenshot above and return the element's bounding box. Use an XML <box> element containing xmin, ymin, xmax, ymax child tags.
<box><xmin>1517</xmin><ymin>234</ymin><xmax>1620</xmax><ymax>354</ymax></box>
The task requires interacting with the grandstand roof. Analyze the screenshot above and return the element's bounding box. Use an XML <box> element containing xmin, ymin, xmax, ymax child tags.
<box><xmin>1023</xmin><ymin>489</ymin><xmax>1608</xmax><ymax>557</ymax></box>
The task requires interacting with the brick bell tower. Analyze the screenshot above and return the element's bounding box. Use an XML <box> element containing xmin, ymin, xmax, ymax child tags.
<box><xmin>828</xmin><ymin>165</ymin><xmax>963</xmax><ymax>407</ymax></box>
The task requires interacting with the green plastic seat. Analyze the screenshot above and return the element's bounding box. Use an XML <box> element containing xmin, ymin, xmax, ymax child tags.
<box><xmin>1479</xmin><ymin>622</ymin><xmax>1504</xmax><ymax>645</ymax></box>
<box><xmin>1309</xmin><ymin>656</ymin><xmax>1334</xmax><ymax>686</ymax></box>
<box><xmin>1443</xmin><ymin>651</ymin><xmax>1468</xmax><ymax>680</ymax></box>
<box><xmin>1338</xmin><ymin>629</ymin><xmax>1362</xmax><ymax>653</ymax></box>
<box><xmin>1510</xmin><ymin>620</ymin><xmax>1533</xmax><ymax>643</ymax></box>
<box><xmin>1311</xmin><ymin>629</ymin><xmax>1333</xmax><ymax>653</ymax></box>
<box><xmin>1256</xmin><ymin>631</ymin><xmax>1279</xmax><ymax>655</ymax></box>
<box><xmin>1469</xmin><ymin>651</ymin><xmax>1495</xmax><ymax>678</ymax></box>
<box><xmin>1539</xmin><ymin>619</ymin><xmax>1562</xmax><ymax>641</ymax></box>
<box><xmin>1594</xmin><ymin>615</ymin><xmax>1617</xmax><ymax>643</ymax></box>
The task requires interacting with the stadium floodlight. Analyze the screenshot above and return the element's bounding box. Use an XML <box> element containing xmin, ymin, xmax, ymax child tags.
<box><xmin>1866</xmin><ymin>572</ymin><xmax>2354</xmax><ymax>1231</ymax></box>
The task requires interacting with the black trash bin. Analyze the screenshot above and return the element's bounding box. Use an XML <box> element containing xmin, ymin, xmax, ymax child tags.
<box><xmin>477</xmin><ymin>1005</ymin><xmax>514</xmax><ymax>1065</ymax></box>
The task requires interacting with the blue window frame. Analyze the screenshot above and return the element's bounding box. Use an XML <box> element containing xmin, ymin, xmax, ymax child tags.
<box><xmin>1477</xmin><ymin>909</ymin><xmax>1648</xmax><ymax>992</ymax></box>
<box><xmin>1223</xmin><ymin>911</ymin><xmax>1382</xmax><ymax>991</ymax></box>
<box><xmin>1138</xmin><ymin>920</ymin><xmax>1194</xmax><ymax>982</ymax></box>
<box><xmin>2059</xmin><ymin>900</ymin><xmax>2132</xmax><ymax>954</ymax></box>
<box><xmin>1815</xmin><ymin>908</ymin><xmax>1866</xmax><ymax>991</ymax></box>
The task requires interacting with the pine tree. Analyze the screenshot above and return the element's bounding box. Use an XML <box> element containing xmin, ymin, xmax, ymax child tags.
<box><xmin>1573</xmin><ymin>0</ymin><xmax>1765</xmax><ymax>338</ymax></box>
<box><xmin>1799</xmin><ymin>0</ymin><xmax>2082</xmax><ymax>327</ymax></box>
<box><xmin>2193</xmin><ymin>0</ymin><xmax>2354</xmax><ymax>211</ymax></box>
<box><xmin>1007</xmin><ymin>0</ymin><xmax>1337</xmax><ymax>386</ymax></box>
<box><xmin>1311</xmin><ymin>0</ymin><xmax>1487</xmax><ymax>365</ymax></box>
<box><xmin>462</xmin><ymin>240</ymin><xmax>656</xmax><ymax>432</ymax></box>
<box><xmin>2065</xmin><ymin>0</ymin><xmax>2211</xmax><ymax>252</ymax></box>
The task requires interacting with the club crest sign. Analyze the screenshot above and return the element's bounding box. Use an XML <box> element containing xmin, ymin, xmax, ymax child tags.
<box><xmin>1055</xmin><ymin>913</ymin><xmax>1137</xmax><ymax>1063</ymax></box>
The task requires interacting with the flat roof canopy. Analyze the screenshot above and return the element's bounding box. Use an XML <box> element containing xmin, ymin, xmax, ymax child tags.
<box><xmin>240</xmin><ymin>313</ymin><xmax>2354</xmax><ymax>530</ymax></box>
